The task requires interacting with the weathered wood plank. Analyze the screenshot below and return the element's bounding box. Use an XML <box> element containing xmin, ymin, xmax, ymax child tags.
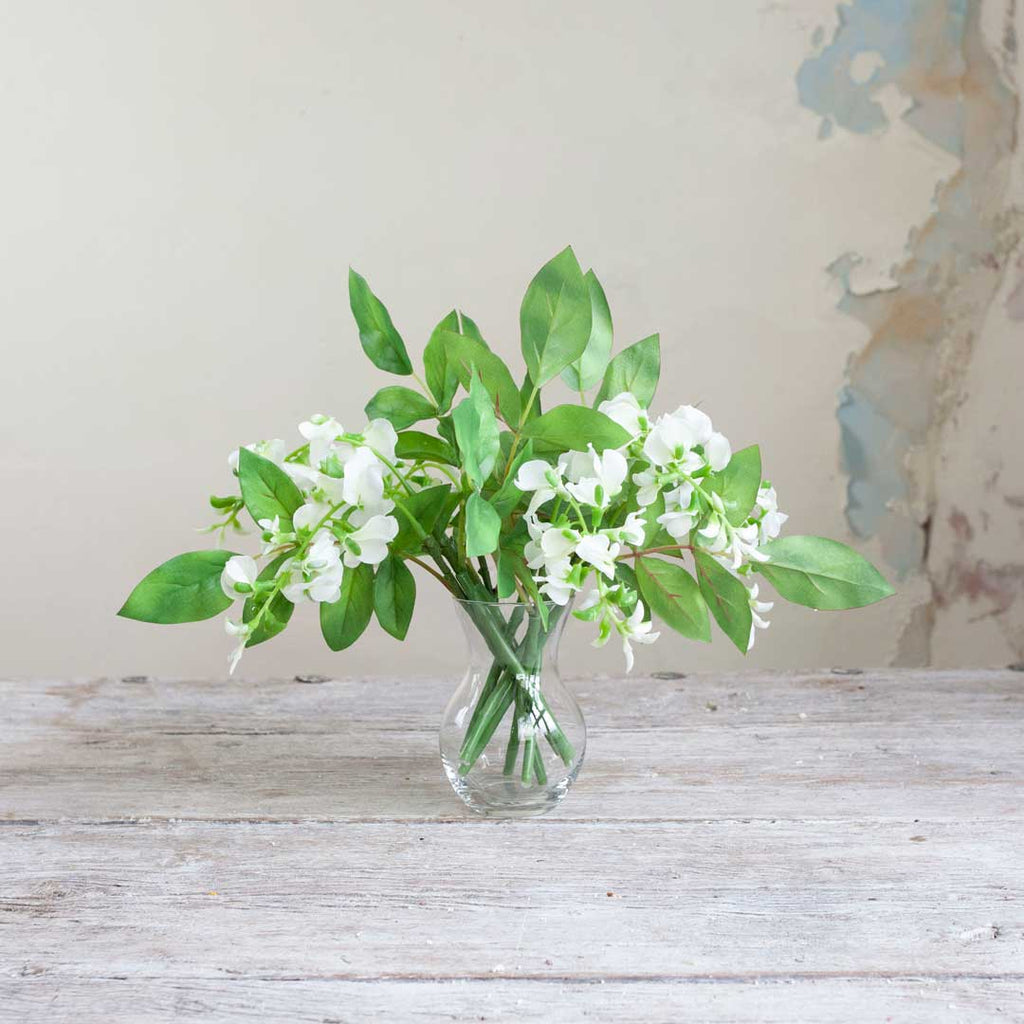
<box><xmin>1</xmin><ymin>671</ymin><xmax>1021</xmax><ymax>1021</ymax></box>
<box><xmin>1</xmin><ymin>820</ymin><xmax>1021</xmax><ymax>979</ymax></box>
<box><xmin>2</xmin><ymin>976</ymin><xmax>1023</xmax><ymax>1024</ymax></box>
<box><xmin>1</xmin><ymin>671</ymin><xmax>1020</xmax><ymax>821</ymax></box>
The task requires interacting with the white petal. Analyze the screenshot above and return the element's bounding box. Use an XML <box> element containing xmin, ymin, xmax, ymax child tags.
<box><xmin>704</xmin><ymin>432</ymin><xmax>731</xmax><ymax>472</ymax></box>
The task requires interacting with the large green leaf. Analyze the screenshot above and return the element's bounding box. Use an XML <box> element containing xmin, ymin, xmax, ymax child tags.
<box><xmin>348</xmin><ymin>268</ymin><xmax>413</xmax><ymax>375</ymax></box>
<box><xmin>431</xmin><ymin>328</ymin><xmax>521</xmax><ymax>425</ymax></box>
<box><xmin>707</xmin><ymin>445</ymin><xmax>761</xmax><ymax>526</ymax></box>
<box><xmin>392</xmin><ymin>483</ymin><xmax>452</xmax><ymax>553</ymax></box>
<box><xmin>753</xmin><ymin>536</ymin><xmax>894</xmax><ymax>610</ymax></box>
<box><xmin>693</xmin><ymin>550</ymin><xmax>751</xmax><ymax>654</ymax></box>
<box><xmin>395</xmin><ymin>430</ymin><xmax>457</xmax><ymax>466</ymax></box>
<box><xmin>452</xmin><ymin>372</ymin><xmax>500</xmax><ymax>490</ymax></box>
<box><xmin>238</xmin><ymin>448</ymin><xmax>304</xmax><ymax>530</ymax></box>
<box><xmin>364</xmin><ymin>385</ymin><xmax>436</xmax><ymax>430</ymax></box>
<box><xmin>118</xmin><ymin>550</ymin><xmax>237</xmax><ymax>624</ymax></box>
<box><xmin>520</xmin><ymin>246</ymin><xmax>592</xmax><ymax>386</ymax></box>
<box><xmin>320</xmin><ymin>563</ymin><xmax>375</xmax><ymax>651</ymax></box>
<box><xmin>561</xmin><ymin>269</ymin><xmax>613</xmax><ymax>392</ymax></box>
<box><xmin>374</xmin><ymin>555</ymin><xmax>416</xmax><ymax>640</ymax></box>
<box><xmin>594</xmin><ymin>333</ymin><xmax>661</xmax><ymax>408</ymax></box>
<box><xmin>520</xmin><ymin>405</ymin><xmax>630</xmax><ymax>453</ymax></box>
<box><xmin>636</xmin><ymin>556</ymin><xmax>710</xmax><ymax>642</ymax></box>
<box><xmin>242</xmin><ymin>554</ymin><xmax>295</xmax><ymax>647</ymax></box>
<box><xmin>423</xmin><ymin>310</ymin><xmax>463</xmax><ymax>412</ymax></box>
<box><xmin>465</xmin><ymin>492</ymin><xmax>501</xmax><ymax>557</ymax></box>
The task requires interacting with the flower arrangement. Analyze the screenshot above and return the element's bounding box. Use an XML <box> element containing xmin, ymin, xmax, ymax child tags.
<box><xmin>120</xmin><ymin>247</ymin><xmax>892</xmax><ymax>805</ymax></box>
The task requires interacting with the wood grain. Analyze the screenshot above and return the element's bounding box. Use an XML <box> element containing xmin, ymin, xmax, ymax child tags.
<box><xmin>0</xmin><ymin>670</ymin><xmax>1021</xmax><ymax>1021</ymax></box>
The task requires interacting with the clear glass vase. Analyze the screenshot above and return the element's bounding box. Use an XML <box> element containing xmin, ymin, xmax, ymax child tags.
<box><xmin>440</xmin><ymin>597</ymin><xmax>586</xmax><ymax>817</ymax></box>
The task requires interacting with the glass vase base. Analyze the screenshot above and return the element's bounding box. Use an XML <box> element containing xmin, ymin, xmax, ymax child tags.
<box><xmin>442</xmin><ymin>757</ymin><xmax>583</xmax><ymax>818</ymax></box>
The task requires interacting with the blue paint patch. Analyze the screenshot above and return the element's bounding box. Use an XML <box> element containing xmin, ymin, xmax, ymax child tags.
<box><xmin>838</xmin><ymin>387</ymin><xmax>924</xmax><ymax>573</ymax></box>
<box><xmin>797</xmin><ymin>0</ymin><xmax>968</xmax><ymax>155</ymax></box>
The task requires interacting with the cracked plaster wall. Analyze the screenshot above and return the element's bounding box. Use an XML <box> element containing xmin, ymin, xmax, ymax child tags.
<box><xmin>798</xmin><ymin>0</ymin><xmax>1024</xmax><ymax>666</ymax></box>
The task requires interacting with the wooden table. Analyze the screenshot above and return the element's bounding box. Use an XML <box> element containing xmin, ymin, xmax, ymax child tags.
<box><xmin>1</xmin><ymin>670</ymin><xmax>1021</xmax><ymax>1022</ymax></box>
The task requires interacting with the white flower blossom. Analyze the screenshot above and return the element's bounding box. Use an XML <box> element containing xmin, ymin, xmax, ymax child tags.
<box><xmin>643</xmin><ymin>410</ymin><xmax>707</xmax><ymax>468</ymax></box>
<box><xmin>257</xmin><ymin>515</ymin><xmax>294</xmax><ymax>555</ymax></box>
<box><xmin>656</xmin><ymin>482</ymin><xmax>696</xmax><ymax>540</ymax></box>
<box><xmin>705</xmin><ymin>432</ymin><xmax>731</xmax><ymax>472</ymax></box>
<box><xmin>299</xmin><ymin>415</ymin><xmax>347</xmax><ymax>470</ymax></box>
<box><xmin>597</xmin><ymin>392</ymin><xmax>647</xmax><ymax>438</ymax></box>
<box><xmin>578</xmin><ymin>587</ymin><xmax>659</xmax><ymax>671</ymax></box>
<box><xmin>619</xmin><ymin>600</ymin><xmax>660</xmax><ymax>671</ymax></box>
<box><xmin>524</xmin><ymin>519</ymin><xmax>580</xmax><ymax>571</ymax></box>
<box><xmin>633</xmin><ymin>468</ymin><xmax>662</xmax><ymax>508</ymax></box>
<box><xmin>535</xmin><ymin>556</ymin><xmax>578</xmax><ymax>606</ymax></box>
<box><xmin>605</xmin><ymin>511</ymin><xmax>646</xmax><ymax>547</ymax></box>
<box><xmin>574</xmin><ymin>533</ymin><xmax>620</xmax><ymax>579</ymax></box>
<box><xmin>361</xmin><ymin>418</ymin><xmax>398</xmax><ymax>463</ymax></box>
<box><xmin>698</xmin><ymin>515</ymin><xmax>768</xmax><ymax>571</ymax></box>
<box><xmin>341</xmin><ymin>447</ymin><xmax>388</xmax><ymax>511</ymax></box>
<box><xmin>754</xmin><ymin>485</ymin><xmax>788</xmax><ymax>544</ymax></box>
<box><xmin>746</xmin><ymin>582</ymin><xmax>774</xmax><ymax>651</ymax></box>
<box><xmin>558</xmin><ymin>446</ymin><xmax>627</xmax><ymax>508</ymax></box>
<box><xmin>516</xmin><ymin>460</ymin><xmax>563</xmax><ymax>514</ymax></box>
<box><xmin>229</xmin><ymin>438</ymin><xmax>286</xmax><ymax>474</ymax></box>
<box><xmin>282</xmin><ymin>532</ymin><xmax>344</xmax><ymax>604</ymax></box>
<box><xmin>225</xmin><ymin>619</ymin><xmax>252</xmax><ymax>675</ymax></box>
<box><xmin>342</xmin><ymin>513</ymin><xmax>398</xmax><ymax>569</ymax></box>
<box><xmin>220</xmin><ymin>555</ymin><xmax>258</xmax><ymax>599</ymax></box>
<box><xmin>641</xmin><ymin>405</ymin><xmax>730</xmax><ymax>473</ymax></box>
<box><xmin>292</xmin><ymin>500</ymin><xmax>333</xmax><ymax>534</ymax></box>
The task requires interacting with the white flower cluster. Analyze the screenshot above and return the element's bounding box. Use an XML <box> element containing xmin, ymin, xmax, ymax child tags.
<box><xmin>515</xmin><ymin>442</ymin><xmax>657</xmax><ymax>669</ymax></box>
<box><xmin>516</xmin><ymin>392</ymin><xmax>789</xmax><ymax>661</ymax></box>
<box><xmin>219</xmin><ymin>415</ymin><xmax>404</xmax><ymax>672</ymax></box>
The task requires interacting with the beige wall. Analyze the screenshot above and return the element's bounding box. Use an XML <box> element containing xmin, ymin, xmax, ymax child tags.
<box><xmin>2</xmin><ymin>1</ymin><xmax>1022</xmax><ymax>680</ymax></box>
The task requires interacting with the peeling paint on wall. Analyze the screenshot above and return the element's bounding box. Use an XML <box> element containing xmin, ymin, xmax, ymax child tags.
<box><xmin>797</xmin><ymin>0</ymin><xmax>1022</xmax><ymax>607</ymax></box>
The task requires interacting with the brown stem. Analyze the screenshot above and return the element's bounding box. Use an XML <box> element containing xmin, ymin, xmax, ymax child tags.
<box><xmin>618</xmin><ymin>544</ymin><xmax>694</xmax><ymax>560</ymax></box>
<box><xmin>407</xmin><ymin>555</ymin><xmax>458</xmax><ymax>593</ymax></box>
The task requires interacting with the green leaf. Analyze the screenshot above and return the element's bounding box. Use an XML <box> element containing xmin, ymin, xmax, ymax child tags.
<box><xmin>348</xmin><ymin>268</ymin><xmax>413</xmax><ymax>375</ymax></box>
<box><xmin>320</xmin><ymin>563</ymin><xmax>375</xmax><ymax>651</ymax></box>
<box><xmin>430</xmin><ymin>327</ymin><xmax>521</xmax><ymax>426</ymax></box>
<box><xmin>693</xmin><ymin>550</ymin><xmax>752</xmax><ymax>654</ymax></box>
<box><xmin>374</xmin><ymin>555</ymin><xmax>416</xmax><ymax>640</ymax></box>
<box><xmin>636</xmin><ymin>557</ymin><xmax>710</xmax><ymax>642</ymax></box>
<box><xmin>753</xmin><ymin>536</ymin><xmax>895</xmax><ymax>610</ymax></box>
<box><xmin>520</xmin><ymin>246</ymin><xmax>592</xmax><ymax>386</ymax></box>
<box><xmin>452</xmin><ymin>371</ymin><xmax>500</xmax><ymax>490</ymax></box>
<box><xmin>561</xmin><ymin>269</ymin><xmax>613</xmax><ymax>392</ymax></box>
<box><xmin>395</xmin><ymin>430</ymin><xmax>458</xmax><ymax>466</ymax></box>
<box><xmin>237</xmin><ymin>448</ymin><xmax>304</xmax><ymax>530</ymax></box>
<box><xmin>392</xmin><ymin>483</ymin><xmax>452</xmax><ymax>553</ymax></box>
<box><xmin>496</xmin><ymin>551</ymin><xmax>517</xmax><ymax>599</ymax></box>
<box><xmin>708</xmin><ymin>445</ymin><xmax>762</xmax><ymax>526</ymax></box>
<box><xmin>242</xmin><ymin>554</ymin><xmax>295</xmax><ymax>647</ymax></box>
<box><xmin>364</xmin><ymin>385</ymin><xmax>436</xmax><ymax>430</ymax></box>
<box><xmin>118</xmin><ymin>550</ymin><xmax>237</xmax><ymax>624</ymax></box>
<box><xmin>465</xmin><ymin>492</ymin><xmax>501</xmax><ymax>557</ymax></box>
<box><xmin>520</xmin><ymin>405</ymin><xmax>630</xmax><ymax>453</ymax></box>
<box><xmin>594</xmin><ymin>333</ymin><xmax>661</xmax><ymax>408</ymax></box>
<box><xmin>423</xmin><ymin>310</ymin><xmax>463</xmax><ymax>412</ymax></box>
